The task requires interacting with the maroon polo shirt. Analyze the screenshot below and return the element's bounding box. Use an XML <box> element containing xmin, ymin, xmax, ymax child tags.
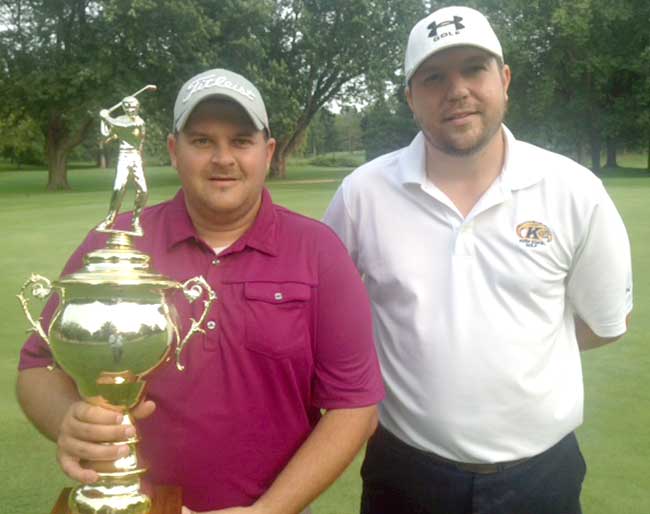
<box><xmin>19</xmin><ymin>188</ymin><xmax>384</xmax><ymax>511</ymax></box>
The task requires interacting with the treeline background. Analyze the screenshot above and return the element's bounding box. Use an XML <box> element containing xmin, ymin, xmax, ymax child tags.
<box><xmin>1</xmin><ymin>0</ymin><xmax>648</xmax><ymax>188</ymax></box>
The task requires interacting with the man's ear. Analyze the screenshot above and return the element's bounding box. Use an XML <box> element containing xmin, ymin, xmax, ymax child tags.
<box><xmin>405</xmin><ymin>85</ymin><xmax>414</xmax><ymax>112</ymax></box>
<box><xmin>502</xmin><ymin>64</ymin><xmax>512</xmax><ymax>102</ymax></box>
<box><xmin>265</xmin><ymin>137</ymin><xmax>277</xmax><ymax>174</ymax></box>
<box><xmin>167</xmin><ymin>133</ymin><xmax>178</xmax><ymax>170</ymax></box>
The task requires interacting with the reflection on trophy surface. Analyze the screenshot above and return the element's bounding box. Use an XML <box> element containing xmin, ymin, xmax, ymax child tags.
<box><xmin>18</xmin><ymin>85</ymin><xmax>215</xmax><ymax>514</ymax></box>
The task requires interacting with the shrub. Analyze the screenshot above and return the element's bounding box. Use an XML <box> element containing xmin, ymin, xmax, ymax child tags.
<box><xmin>308</xmin><ymin>153</ymin><xmax>363</xmax><ymax>168</ymax></box>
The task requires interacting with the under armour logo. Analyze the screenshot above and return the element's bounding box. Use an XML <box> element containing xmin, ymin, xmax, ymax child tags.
<box><xmin>428</xmin><ymin>16</ymin><xmax>464</xmax><ymax>38</ymax></box>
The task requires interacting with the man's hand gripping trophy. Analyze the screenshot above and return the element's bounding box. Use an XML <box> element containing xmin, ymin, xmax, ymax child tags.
<box><xmin>96</xmin><ymin>84</ymin><xmax>157</xmax><ymax>236</ymax></box>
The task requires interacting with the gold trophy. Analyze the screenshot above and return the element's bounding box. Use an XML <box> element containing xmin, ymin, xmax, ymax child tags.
<box><xmin>18</xmin><ymin>86</ymin><xmax>216</xmax><ymax>514</ymax></box>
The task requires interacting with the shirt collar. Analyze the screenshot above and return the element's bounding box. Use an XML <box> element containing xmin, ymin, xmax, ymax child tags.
<box><xmin>165</xmin><ymin>187</ymin><xmax>279</xmax><ymax>256</ymax></box>
<box><xmin>225</xmin><ymin>188</ymin><xmax>278</xmax><ymax>256</ymax></box>
<box><xmin>397</xmin><ymin>132</ymin><xmax>427</xmax><ymax>185</ymax></box>
<box><xmin>500</xmin><ymin>125</ymin><xmax>545</xmax><ymax>191</ymax></box>
<box><xmin>165</xmin><ymin>189</ymin><xmax>199</xmax><ymax>249</ymax></box>
<box><xmin>397</xmin><ymin>126</ymin><xmax>544</xmax><ymax>191</ymax></box>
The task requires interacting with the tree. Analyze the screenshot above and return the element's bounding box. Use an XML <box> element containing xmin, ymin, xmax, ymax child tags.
<box><xmin>1</xmin><ymin>0</ymin><xmax>426</xmax><ymax>184</ymax></box>
<box><xmin>0</xmin><ymin>113</ymin><xmax>45</xmax><ymax>167</ymax></box>
<box><xmin>250</xmin><ymin>0</ymin><xmax>426</xmax><ymax>178</ymax></box>
<box><xmin>638</xmin><ymin>48</ymin><xmax>650</xmax><ymax>171</ymax></box>
<box><xmin>0</xmin><ymin>0</ymin><xmax>217</xmax><ymax>189</ymax></box>
<box><xmin>334</xmin><ymin>107</ymin><xmax>363</xmax><ymax>153</ymax></box>
<box><xmin>305</xmin><ymin>108</ymin><xmax>337</xmax><ymax>156</ymax></box>
<box><xmin>361</xmin><ymin>90</ymin><xmax>418</xmax><ymax>160</ymax></box>
<box><xmin>480</xmin><ymin>0</ymin><xmax>650</xmax><ymax>172</ymax></box>
<box><xmin>0</xmin><ymin>1</ymin><xmax>105</xmax><ymax>189</ymax></box>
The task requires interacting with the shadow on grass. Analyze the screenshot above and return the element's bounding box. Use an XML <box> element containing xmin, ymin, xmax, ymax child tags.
<box><xmin>0</xmin><ymin>166</ymin><xmax>181</xmax><ymax>197</ymax></box>
<box><xmin>2</xmin><ymin>158</ymin><xmax>645</xmax><ymax>200</ymax></box>
<box><xmin>0</xmin><ymin>161</ymin><xmax>355</xmax><ymax>197</ymax></box>
<box><xmin>598</xmin><ymin>166</ymin><xmax>650</xmax><ymax>178</ymax></box>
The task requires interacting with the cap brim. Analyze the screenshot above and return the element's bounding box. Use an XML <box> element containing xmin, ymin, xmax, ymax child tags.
<box><xmin>174</xmin><ymin>92</ymin><xmax>266</xmax><ymax>133</ymax></box>
<box><xmin>406</xmin><ymin>42</ymin><xmax>502</xmax><ymax>82</ymax></box>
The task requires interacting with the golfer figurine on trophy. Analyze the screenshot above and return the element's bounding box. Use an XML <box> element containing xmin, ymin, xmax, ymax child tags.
<box><xmin>18</xmin><ymin>85</ymin><xmax>216</xmax><ymax>514</ymax></box>
<box><xmin>97</xmin><ymin>84</ymin><xmax>157</xmax><ymax>236</ymax></box>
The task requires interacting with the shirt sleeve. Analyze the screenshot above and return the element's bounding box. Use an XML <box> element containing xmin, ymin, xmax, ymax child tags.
<box><xmin>18</xmin><ymin>232</ymin><xmax>102</xmax><ymax>370</ymax></box>
<box><xmin>566</xmin><ymin>184</ymin><xmax>633</xmax><ymax>337</ymax></box>
<box><xmin>310</xmin><ymin>230</ymin><xmax>384</xmax><ymax>410</ymax></box>
<box><xmin>322</xmin><ymin>183</ymin><xmax>359</xmax><ymax>264</ymax></box>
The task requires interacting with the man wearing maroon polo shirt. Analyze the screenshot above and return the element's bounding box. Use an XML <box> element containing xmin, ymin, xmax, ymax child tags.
<box><xmin>16</xmin><ymin>69</ymin><xmax>384</xmax><ymax>514</ymax></box>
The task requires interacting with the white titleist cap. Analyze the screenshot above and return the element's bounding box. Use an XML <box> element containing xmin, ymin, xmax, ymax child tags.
<box><xmin>404</xmin><ymin>6</ymin><xmax>503</xmax><ymax>82</ymax></box>
<box><xmin>173</xmin><ymin>68</ymin><xmax>269</xmax><ymax>133</ymax></box>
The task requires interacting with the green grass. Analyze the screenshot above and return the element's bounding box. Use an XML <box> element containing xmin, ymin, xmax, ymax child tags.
<box><xmin>1</xmin><ymin>156</ymin><xmax>649</xmax><ymax>513</ymax></box>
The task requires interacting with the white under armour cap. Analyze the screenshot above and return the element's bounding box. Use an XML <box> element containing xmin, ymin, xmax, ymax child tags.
<box><xmin>404</xmin><ymin>6</ymin><xmax>503</xmax><ymax>82</ymax></box>
<box><xmin>173</xmin><ymin>69</ymin><xmax>269</xmax><ymax>134</ymax></box>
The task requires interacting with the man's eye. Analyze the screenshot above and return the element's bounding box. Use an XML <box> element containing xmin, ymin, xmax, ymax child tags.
<box><xmin>192</xmin><ymin>138</ymin><xmax>211</xmax><ymax>147</ymax></box>
<box><xmin>425</xmin><ymin>73</ymin><xmax>442</xmax><ymax>83</ymax></box>
<box><xmin>233</xmin><ymin>138</ymin><xmax>253</xmax><ymax>147</ymax></box>
<box><xmin>466</xmin><ymin>65</ymin><xmax>487</xmax><ymax>75</ymax></box>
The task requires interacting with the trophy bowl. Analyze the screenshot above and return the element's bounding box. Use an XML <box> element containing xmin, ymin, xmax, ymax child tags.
<box><xmin>18</xmin><ymin>232</ymin><xmax>215</xmax><ymax>514</ymax></box>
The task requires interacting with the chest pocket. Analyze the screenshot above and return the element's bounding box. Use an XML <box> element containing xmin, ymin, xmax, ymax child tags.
<box><xmin>244</xmin><ymin>281</ymin><xmax>312</xmax><ymax>358</ymax></box>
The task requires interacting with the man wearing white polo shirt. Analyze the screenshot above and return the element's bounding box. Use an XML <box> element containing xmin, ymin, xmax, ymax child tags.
<box><xmin>324</xmin><ymin>5</ymin><xmax>633</xmax><ymax>514</ymax></box>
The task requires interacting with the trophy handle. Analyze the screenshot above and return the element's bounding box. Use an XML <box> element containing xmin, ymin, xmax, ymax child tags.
<box><xmin>175</xmin><ymin>276</ymin><xmax>217</xmax><ymax>371</ymax></box>
<box><xmin>17</xmin><ymin>274</ymin><xmax>53</xmax><ymax>346</ymax></box>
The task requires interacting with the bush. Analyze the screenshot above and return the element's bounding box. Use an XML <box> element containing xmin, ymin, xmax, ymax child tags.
<box><xmin>308</xmin><ymin>153</ymin><xmax>363</xmax><ymax>168</ymax></box>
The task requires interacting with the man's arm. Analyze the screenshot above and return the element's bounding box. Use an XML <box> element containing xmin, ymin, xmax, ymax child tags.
<box><xmin>567</xmin><ymin>182</ymin><xmax>633</xmax><ymax>353</ymax></box>
<box><xmin>183</xmin><ymin>405</ymin><xmax>378</xmax><ymax>514</ymax></box>
<box><xmin>16</xmin><ymin>367</ymin><xmax>154</xmax><ymax>484</ymax></box>
<box><xmin>575</xmin><ymin>313</ymin><xmax>631</xmax><ymax>352</ymax></box>
<box><xmin>16</xmin><ymin>367</ymin><xmax>79</xmax><ymax>441</ymax></box>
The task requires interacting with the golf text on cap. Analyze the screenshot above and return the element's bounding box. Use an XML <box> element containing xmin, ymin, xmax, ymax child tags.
<box><xmin>428</xmin><ymin>15</ymin><xmax>465</xmax><ymax>41</ymax></box>
<box><xmin>182</xmin><ymin>74</ymin><xmax>256</xmax><ymax>103</ymax></box>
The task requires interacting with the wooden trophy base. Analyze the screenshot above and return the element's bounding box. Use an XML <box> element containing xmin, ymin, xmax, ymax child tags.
<box><xmin>50</xmin><ymin>485</ymin><xmax>182</xmax><ymax>514</ymax></box>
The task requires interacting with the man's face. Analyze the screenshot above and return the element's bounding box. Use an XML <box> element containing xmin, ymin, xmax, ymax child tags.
<box><xmin>406</xmin><ymin>46</ymin><xmax>511</xmax><ymax>157</ymax></box>
<box><xmin>167</xmin><ymin>100</ymin><xmax>275</xmax><ymax>227</ymax></box>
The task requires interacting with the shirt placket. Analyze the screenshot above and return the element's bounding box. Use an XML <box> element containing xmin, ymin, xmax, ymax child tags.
<box><xmin>202</xmin><ymin>251</ymin><xmax>223</xmax><ymax>351</ymax></box>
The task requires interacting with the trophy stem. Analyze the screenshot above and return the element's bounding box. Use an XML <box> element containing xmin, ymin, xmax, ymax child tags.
<box><xmin>80</xmin><ymin>412</ymin><xmax>145</xmax><ymax>475</ymax></box>
<box><xmin>71</xmin><ymin>412</ymin><xmax>151</xmax><ymax>514</ymax></box>
<box><xmin>107</xmin><ymin>232</ymin><xmax>135</xmax><ymax>249</ymax></box>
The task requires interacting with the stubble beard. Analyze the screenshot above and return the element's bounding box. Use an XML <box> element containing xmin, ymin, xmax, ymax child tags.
<box><xmin>417</xmin><ymin>100</ymin><xmax>508</xmax><ymax>158</ymax></box>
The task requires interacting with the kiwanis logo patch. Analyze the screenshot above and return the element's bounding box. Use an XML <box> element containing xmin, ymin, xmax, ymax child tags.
<box><xmin>516</xmin><ymin>221</ymin><xmax>553</xmax><ymax>248</ymax></box>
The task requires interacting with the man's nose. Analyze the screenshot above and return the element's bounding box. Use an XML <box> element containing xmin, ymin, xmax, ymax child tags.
<box><xmin>210</xmin><ymin>145</ymin><xmax>236</xmax><ymax>166</ymax></box>
<box><xmin>445</xmin><ymin>74</ymin><xmax>470</xmax><ymax>102</ymax></box>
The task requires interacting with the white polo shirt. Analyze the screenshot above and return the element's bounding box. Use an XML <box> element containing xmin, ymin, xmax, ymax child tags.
<box><xmin>323</xmin><ymin>126</ymin><xmax>633</xmax><ymax>463</ymax></box>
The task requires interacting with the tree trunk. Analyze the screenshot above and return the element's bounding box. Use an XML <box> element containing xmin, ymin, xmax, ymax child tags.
<box><xmin>590</xmin><ymin>137</ymin><xmax>601</xmax><ymax>174</ymax></box>
<box><xmin>606</xmin><ymin>138</ymin><xmax>617</xmax><ymax>168</ymax></box>
<box><xmin>270</xmin><ymin>116</ymin><xmax>312</xmax><ymax>179</ymax></box>
<box><xmin>45</xmin><ymin>112</ymin><xmax>93</xmax><ymax>190</ymax></box>
<box><xmin>586</xmin><ymin>72</ymin><xmax>601</xmax><ymax>174</ymax></box>
<box><xmin>47</xmin><ymin>145</ymin><xmax>70</xmax><ymax>190</ymax></box>
<box><xmin>576</xmin><ymin>138</ymin><xmax>585</xmax><ymax>166</ymax></box>
<box><xmin>98</xmin><ymin>139</ymin><xmax>108</xmax><ymax>169</ymax></box>
<box><xmin>589</xmin><ymin>125</ymin><xmax>601</xmax><ymax>174</ymax></box>
<box><xmin>46</xmin><ymin>114</ymin><xmax>71</xmax><ymax>190</ymax></box>
<box><xmin>270</xmin><ymin>148</ymin><xmax>288</xmax><ymax>179</ymax></box>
